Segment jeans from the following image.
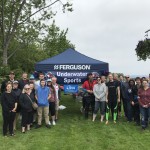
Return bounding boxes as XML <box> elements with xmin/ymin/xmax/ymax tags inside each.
<box><xmin>94</xmin><ymin>101</ymin><xmax>106</xmax><ymax>115</ymax></box>
<box><xmin>140</xmin><ymin>106</ymin><xmax>150</xmax><ymax>128</ymax></box>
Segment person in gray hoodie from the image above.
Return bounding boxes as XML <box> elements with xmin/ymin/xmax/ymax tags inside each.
<box><xmin>92</xmin><ymin>77</ymin><xmax>107</xmax><ymax>122</ymax></box>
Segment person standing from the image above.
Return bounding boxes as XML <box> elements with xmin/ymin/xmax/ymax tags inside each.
<box><xmin>18</xmin><ymin>72</ymin><xmax>29</xmax><ymax>91</ymax></box>
<box><xmin>35</xmin><ymin>79</ymin><xmax>51</xmax><ymax>128</ymax></box>
<box><xmin>47</xmin><ymin>79</ymin><xmax>56</xmax><ymax>125</ymax></box>
<box><xmin>113</xmin><ymin>74</ymin><xmax>121</xmax><ymax>117</ymax></box>
<box><xmin>12</xmin><ymin>81</ymin><xmax>21</xmax><ymax>130</ymax></box>
<box><xmin>19</xmin><ymin>84</ymin><xmax>35</xmax><ymax>133</ymax></box>
<box><xmin>92</xmin><ymin>77</ymin><xmax>106</xmax><ymax>122</ymax></box>
<box><xmin>101</xmin><ymin>76</ymin><xmax>106</xmax><ymax>83</ymax></box>
<box><xmin>51</xmin><ymin>77</ymin><xmax>61</xmax><ymax>121</ymax></box>
<box><xmin>138</xmin><ymin>79</ymin><xmax>150</xmax><ymax>130</ymax></box>
<box><xmin>1</xmin><ymin>82</ymin><xmax>17</xmax><ymax>136</ymax></box>
<box><xmin>121</xmin><ymin>75</ymin><xmax>130</xmax><ymax>118</ymax></box>
<box><xmin>106</xmin><ymin>74</ymin><xmax>120</xmax><ymax>124</ymax></box>
<box><xmin>126</xmin><ymin>79</ymin><xmax>135</xmax><ymax>122</ymax></box>
<box><xmin>82</xmin><ymin>73</ymin><xmax>96</xmax><ymax>119</ymax></box>
<box><xmin>131</xmin><ymin>77</ymin><xmax>141</xmax><ymax>125</ymax></box>
<box><xmin>1</xmin><ymin>71</ymin><xmax>15</xmax><ymax>93</ymax></box>
<box><xmin>34</xmin><ymin>73</ymin><xmax>45</xmax><ymax>90</ymax></box>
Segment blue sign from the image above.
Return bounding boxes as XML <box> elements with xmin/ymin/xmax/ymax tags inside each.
<box><xmin>64</xmin><ymin>84</ymin><xmax>78</xmax><ymax>93</ymax></box>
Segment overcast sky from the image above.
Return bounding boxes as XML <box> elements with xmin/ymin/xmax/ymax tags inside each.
<box><xmin>53</xmin><ymin>0</ymin><xmax>150</xmax><ymax>76</ymax></box>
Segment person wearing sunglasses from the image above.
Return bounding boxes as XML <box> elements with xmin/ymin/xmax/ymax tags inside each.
<box><xmin>19</xmin><ymin>84</ymin><xmax>36</xmax><ymax>133</ymax></box>
<box><xmin>92</xmin><ymin>77</ymin><xmax>107</xmax><ymax>122</ymax></box>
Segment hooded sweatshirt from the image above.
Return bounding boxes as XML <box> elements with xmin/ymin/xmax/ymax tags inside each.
<box><xmin>36</xmin><ymin>85</ymin><xmax>50</xmax><ymax>107</ymax></box>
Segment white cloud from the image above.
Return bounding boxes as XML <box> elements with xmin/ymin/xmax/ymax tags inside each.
<box><xmin>53</xmin><ymin>0</ymin><xmax>150</xmax><ymax>75</ymax></box>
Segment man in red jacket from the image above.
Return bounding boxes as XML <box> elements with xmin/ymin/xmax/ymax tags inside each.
<box><xmin>82</xmin><ymin>73</ymin><xmax>96</xmax><ymax>119</ymax></box>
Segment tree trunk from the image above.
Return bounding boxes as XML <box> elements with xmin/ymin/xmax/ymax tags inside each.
<box><xmin>2</xmin><ymin>44</ymin><xmax>8</xmax><ymax>66</ymax></box>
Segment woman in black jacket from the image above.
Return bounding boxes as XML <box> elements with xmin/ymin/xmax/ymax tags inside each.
<box><xmin>12</xmin><ymin>81</ymin><xmax>21</xmax><ymax>130</ymax></box>
<box><xmin>1</xmin><ymin>82</ymin><xmax>17</xmax><ymax>136</ymax></box>
<box><xmin>19</xmin><ymin>84</ymin><xmax>35</xmax><ymax>133</ymax></box>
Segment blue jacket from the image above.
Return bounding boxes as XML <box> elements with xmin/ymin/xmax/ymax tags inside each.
<box><xmin>36</xmin><ymin>86</ymin><xmax>50</xmax><ymax>106</ymax></box>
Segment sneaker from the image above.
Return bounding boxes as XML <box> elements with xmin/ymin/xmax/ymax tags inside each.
<box><xmin>35</xmin><ymin>124</ymin><xmax>41</xmax><ymax>129</ymax></box>
<box><xmin>46</xmin><ymin>124</ymin><xmax>51</xmax><ymax>128</ymax></box>
<box><xmin>48</xmin><ymin>121</ymin><xmax>51</xmax><ymax>125</ymax></box>
<box><xmin>52</xmin><ymin>121</ymin><xmax>56</xmax><ymax>125</ymax></box>
<box><xmin>105</xmin><ymin>121</ymin><xmax>109</xmax><ymax>125</ymax></box>
<box><xmin>10</xmin><ymin>133</ymin><xmax>15</xmax><ymax>136</ymax></box>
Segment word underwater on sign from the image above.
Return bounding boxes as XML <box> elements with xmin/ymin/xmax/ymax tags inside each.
<box><xmin>57</xmin><ymin>72</ymin><xmax>87</xmax><ymax>77</ymax></box>
<box><xmin>54</xmin><ymin>65</ymin><xmax>91</xmax><ymax>70</ymax></box>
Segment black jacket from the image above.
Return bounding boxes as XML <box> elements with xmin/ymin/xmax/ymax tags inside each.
<box><xmin>18</xmin><ymin>79</ymin><xmax>29</xmax><ymax>91</ymax></box>
<box><xmin>19</xmin><ymin>93</ymin><xmax>35</xmax><ymax>112</ymax></box>
<box><xmin>1</xmin><ymin>91</ymin><xmax>17</xmax><ymax>112</ymax></box>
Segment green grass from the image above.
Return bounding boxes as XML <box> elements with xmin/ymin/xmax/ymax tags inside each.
<box><xmin>0</xmin><ymin>94</ymin><xmax>150</xmax><ymax>150</ymax></box>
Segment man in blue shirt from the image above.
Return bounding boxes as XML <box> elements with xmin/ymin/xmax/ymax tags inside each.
<box><xmin>35</xmin><ymin>79</ymin><xmax>51</xmax><ymax>128</ymax></box>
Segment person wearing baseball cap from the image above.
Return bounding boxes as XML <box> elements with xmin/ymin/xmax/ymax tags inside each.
<box><xmin>1</xmin><ymin>71</ymin><xmax>15</xmax><ymax>93</ymax></box>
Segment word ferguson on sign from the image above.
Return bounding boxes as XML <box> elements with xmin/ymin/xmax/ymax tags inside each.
<box><xmin>54</xmin><ymin>65</ymin><xmax>91</xmax><ymax>70</ymax></box>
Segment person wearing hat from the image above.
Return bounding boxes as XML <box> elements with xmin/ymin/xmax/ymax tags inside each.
<box><xmin>82</xmin><ymin>72</ymin><xmax>96</xmax><ymax>119</ymax></box>
<box><xmin>1</xmin><ymin>71</ymin><xmax>16</xmax><ymax>93</ymax></box>
<box><xmin>12</xmin><ymin>81</ymin><xmax>21</xmax><ymax>130</ymax></box>
<box><xmin>29</xmin><ymin>75</ymin><xmax>35</xmax><ymax>83</ymax></box>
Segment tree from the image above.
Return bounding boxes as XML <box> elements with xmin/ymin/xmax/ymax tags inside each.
<box><xmin>135</xmin><ymin>39</ymin><xmax>150</xmax><ymax>61</ymax></box>
<box><xmin>8</xmin><ymin>21</ymin><xmax>74</xmax><ymax>73</ymax></box>
<box><xmin>42</xmin><ymin>21</ymin><xmax>75</xmax><ymax>57</ymax></box>
<box><xmin>0</xmin><ymin>0</ymin><xmax>73</xmax><ymax>66</ymax></box>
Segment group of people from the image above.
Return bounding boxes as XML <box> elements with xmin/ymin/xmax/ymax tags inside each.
<box><xmin>82</xmin><ymin>73</ymin><xmax>150</xmax><ymax>130</ymax></box>
<box><xmin>0</xmin><ymin>72</ymin><xmax>60</xmax><ymax>137</ymax></box>
<box><xmin>0</xmin><ymin>71</ymin><xmax>150</xmax><ymax>137</ymax></box>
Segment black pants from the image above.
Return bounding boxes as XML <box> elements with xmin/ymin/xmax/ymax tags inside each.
<box><xmin>49</xmin><ymin>102</ymin><xmax>55</xmax><ymax>116</ymax></box>
<box><xmin>122</xmin><ymin>98</ymin><xmax>128</xmax><ymax>117</ymax></box>
<box><xmin>108</xmin><ymin>100</ymin><xmax>117</xmax><ymax>120</ymax></box>
<box><xmin>133</xmin><ymin>104</ymin><xmax>140</xmax><ymax>124</ymax></box>
<box><xmin>21</xmin><ymin>111</ymin><xmax>33</xmax><ymax>127</ymax></box>
<box><xmin>84</xmin><ymin>96</ymin><xmax>95</xmax><ymax>118</ymax></box>
<box><xmin>2</xmin><ymin>111</ymin><xmax>16</xmax><ymax>136</ymax></box>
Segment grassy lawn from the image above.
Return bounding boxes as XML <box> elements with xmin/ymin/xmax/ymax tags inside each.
<box><xmin>0</xmin><ymin>94</ymin><xmax>150</xmax><ymax>150</ymax></box>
